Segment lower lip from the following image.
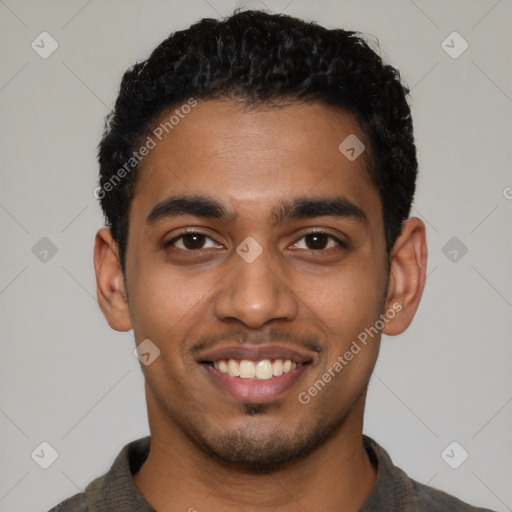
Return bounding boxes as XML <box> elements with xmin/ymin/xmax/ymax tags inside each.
<box><xmin>202</xmin><ymin>364</ymin><xmax>309</xmax><ymax>403</ymax></box>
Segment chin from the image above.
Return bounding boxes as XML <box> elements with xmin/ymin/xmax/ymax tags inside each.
<box><xmin>184</xmin><ymin>409</ymin><xmax>348</xmax><ymax>474</ymax></box>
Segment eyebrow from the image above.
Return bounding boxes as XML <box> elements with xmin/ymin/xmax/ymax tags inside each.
<box><xmin>146</xmin><ymin>194</ymin><xmax>368</xmax><ymax>226</ymax></box>
<box><xmin>270</xmin><ymin>196</ymin><xmax>367</xmax><ymax>226</ymax></box>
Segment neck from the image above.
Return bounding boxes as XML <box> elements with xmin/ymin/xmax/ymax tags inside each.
<box><xmin>133</xmin><ymin>390</ymin><xmax>377</xmax><ymax>512</ymax></box>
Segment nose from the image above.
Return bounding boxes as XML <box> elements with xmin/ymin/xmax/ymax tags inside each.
<box><xmin>213</xmin><ymin>247</ymin><xmax>299</xmax><ymax>329</ymax></box>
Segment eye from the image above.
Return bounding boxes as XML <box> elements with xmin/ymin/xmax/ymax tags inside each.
<box><xmin>290</xmin><ymin>232</ymin><xmax>345</xmax><ymax>251</ymax></box>
<box><xmin>166</xmin><ymin>231</ymin><xmax>222</xmax><ymax>251</ymax></box>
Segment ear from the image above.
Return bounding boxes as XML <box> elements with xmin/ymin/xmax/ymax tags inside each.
<box><xmin>382</xmin><ymin>217</ymin><xmax>427</xmax><ymax>336</ymax></box>
<box><xmin>94</xmin><ymin>227</ymin><xmax>132</xmax><ymax>332</ymax></box>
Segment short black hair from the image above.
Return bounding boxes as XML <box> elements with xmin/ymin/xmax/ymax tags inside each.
<box><xmin>97</xmin><ymin>9</ymin><xmax>417</xmax><ymax>272</ymax></box>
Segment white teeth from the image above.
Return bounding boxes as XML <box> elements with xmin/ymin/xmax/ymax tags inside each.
<box><xmin>256</xmin><ymin>359</ymin><xmax>273</xmax><ymax>379</ymax></box>
<box><xmin>227</xmin><ymin>359</ymin><xmax>240</xmax><ymax>377</ymax></box>
<box><xmin>272</xmin><ymin>359</ymin><xmax>284</xmax><ymax>376</ymax></box>
<box><xmin>239</xmin><ymin>360</ymin><xmax>256</xmax><ymax>378</ymax></box>
<box><xmin>213</xmin><ymin>358</ymin><xmax>299</xmax><ymax>379</ymax></box>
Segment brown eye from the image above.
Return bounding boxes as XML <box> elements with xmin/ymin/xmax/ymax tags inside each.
<box><xmin>181</xmin><ymin>233</ymin><xmax>206</xmax><ymax>250</ymax></box>
<box><xmin>291</xmin><ymin>232</ymin><xmax>343</xmax><ymax>251</ymax></box>
<box><xmin>167</xmin><ymin>232</ymin><xmax>221</xmax><ymax>251</ymax></box>
<box><xmin>304</xmin><ymin>233</ymin><xmax>330</xmax><ymax>250</ymax></box>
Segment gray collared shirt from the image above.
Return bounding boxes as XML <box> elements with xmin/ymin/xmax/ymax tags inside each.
<box><xmin>48</xmin><ymin>435</ymin><xmax>495</xmax><ymax>511</ymax></box>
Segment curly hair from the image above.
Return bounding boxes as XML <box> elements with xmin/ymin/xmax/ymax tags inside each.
<box><xmin>98</xmin><ymin>9</ymin><xmax>417</xmax><ymax>272</ymax></box>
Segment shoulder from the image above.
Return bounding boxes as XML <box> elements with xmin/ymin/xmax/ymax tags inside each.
<box><xmin>409</xmin><ymin>478</ymin><xmax>496</xmax><ymax>511</ymax></box>
<box><xmin>47</xmin><ymin>491</ymin><xmax>89</xmax><ymax>512</ymax></box>
<box><xmin>46</xmin><ymin>436</ymin><xmax>152</xmax><ymax>512</ymax></box>
<box><xmin>362</xmin><ymin>435</ymin><xmax>496</xmax><ymax>512</ymax></box>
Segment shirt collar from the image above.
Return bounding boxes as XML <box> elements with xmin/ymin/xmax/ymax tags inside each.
<box><xmin>85</xmin><ymin>434</ymin><xmax>404</xmax><ymax>511</ymax></box>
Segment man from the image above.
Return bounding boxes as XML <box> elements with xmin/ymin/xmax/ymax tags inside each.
<box><xmin>49</xmin><ymin>9</ymin><xmax>494</xmax><ymax>512</ymax></box>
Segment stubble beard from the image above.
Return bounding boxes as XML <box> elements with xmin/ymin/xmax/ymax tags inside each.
<box><xmin>179</xmin><ymin>402</ymin><xmax>350</xmax><ymax>474</ymax></box>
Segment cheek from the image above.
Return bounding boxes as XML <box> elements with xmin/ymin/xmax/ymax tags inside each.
<box><xmin>126</xmin><ymin>260</ymin><xmax>217</xmax><ymax>342</ymax></box>
<box><xmin>297</xmin><ymin>271</ymin><xmax>384</xmax><ymax>416</ymax></box>
<box><xmin>304</xmin><ymin>263</ymin><xmax>386</xmax><ymax>344</ymax></box>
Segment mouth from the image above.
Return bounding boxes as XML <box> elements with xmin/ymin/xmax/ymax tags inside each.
<box><xmin>197</xmin><ymin>345</ymin><xmax>315</xmax><ymax>403</ymax></box>
<box><xmin>205</xmin><ymin>358</ymin><xmax>304</xmax><ymax>379</ymax></box>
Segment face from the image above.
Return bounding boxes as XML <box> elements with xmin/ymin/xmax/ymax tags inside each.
<box><xmin>97</xmin><ymin>99</ymin><xmax>417</xmax><ymax>472</ymax></box>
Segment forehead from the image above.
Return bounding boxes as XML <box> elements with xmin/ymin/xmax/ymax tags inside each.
<box><xmin>130</xmin><ymin>99</ymin><xmax>382</xmax><ymax>229</ymax></box>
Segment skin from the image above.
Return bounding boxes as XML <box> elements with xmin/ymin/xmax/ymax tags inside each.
<box><xmin>94</xmin><ymin>99</ymin><xmax>427</xmax><ymax>511</ymax></box>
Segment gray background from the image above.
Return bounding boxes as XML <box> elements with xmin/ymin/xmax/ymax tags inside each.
<box><xmin>1</xmin><ymin>0</ymin><xmax>511</xmax><ymax>510</ymax></box>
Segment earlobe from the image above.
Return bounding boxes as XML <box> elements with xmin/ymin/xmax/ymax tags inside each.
<box><xmin>94</xmin><ymin>227</ymin><xmax>132</xmax><ymax>332</ymax></box>
<box><xmin>382</xmin><ymin>217</ymin><xmax>427</xmax><ymax>336</ymax></box>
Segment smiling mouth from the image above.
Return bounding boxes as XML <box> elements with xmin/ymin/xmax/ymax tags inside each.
<box><xmin>203</xmin><ymin>358</ymin><xmax>311</xmax><ymax>380</ymax></box>
<box><xmin>197</xmin><ymin>343</ymin><xmax>317</xmax><ymax>402</ymax></box>
<box><xmin>201</xmin><ymin>358</ymin><xmax>312</xmax><ymax>403</ymax></box>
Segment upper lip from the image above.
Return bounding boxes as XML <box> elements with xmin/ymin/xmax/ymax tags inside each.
<box><xmin>196</xmin><ymin>344</ymin><xmax>316</xmax><ymax>364</ymax></box>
